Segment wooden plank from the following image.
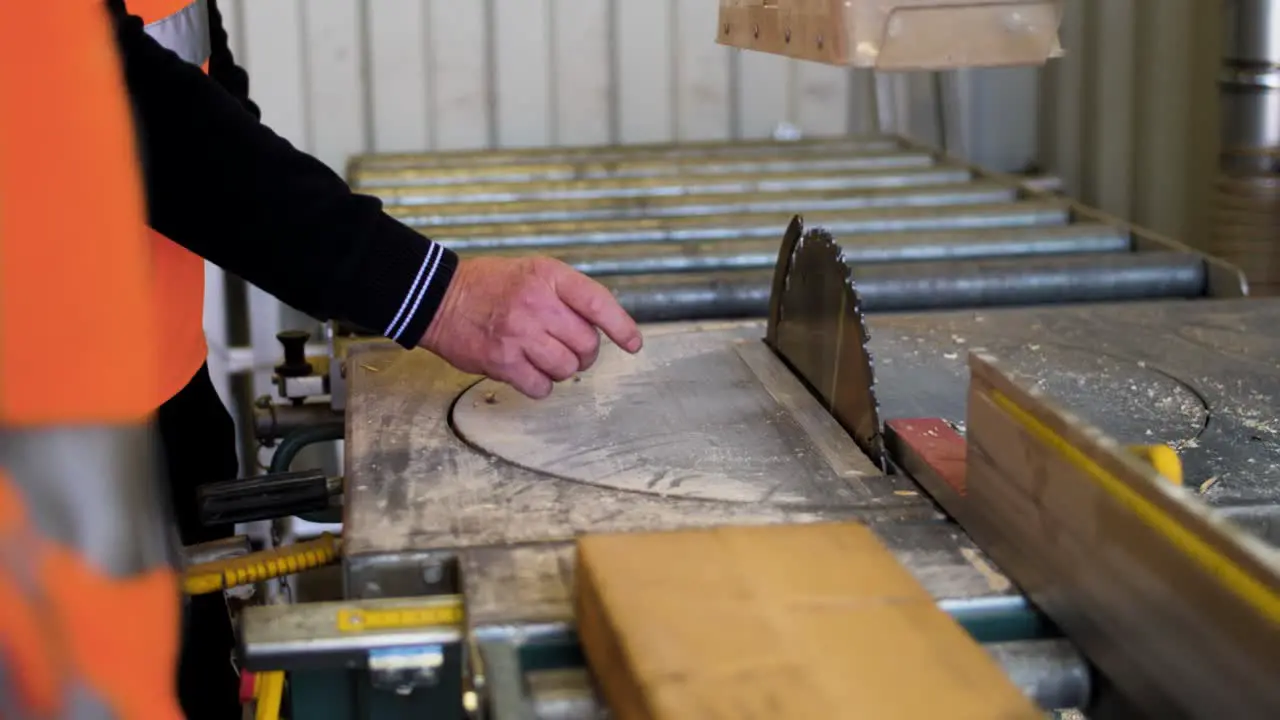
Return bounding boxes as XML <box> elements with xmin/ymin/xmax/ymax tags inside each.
<box><xmin>615</xmin><ymin>0</ymin><xmax>674</xmax><ymax>143</ymax></box>
<box><xmin>550</xmin><ymin>0</ymin><xmax>612</xmax><ymax>146</ymax></box>
<box><xmin>493</xmin><ymin>0</ymin><xmax>552</xmax><ymax>148</ymax></box>
<box><xmin>575</xmin><ymin>522</ymin><xmax>1042</xmax><ymax>719</ymax></box>
<box><xmin>426</xmin><ymin>0</ymin><xmax>490</xmax><ymax>150</ymax></box>
<box><xmin>964</xmin><ymin>352</ymin><xmax>1280</xmax><ymax>717</ymax></box>
<box><xmin>301</xmin><ymin>0</ymin><xmax>368</xmax><ymax>171</ymax></box>
<box><xmin>674</xmin><ymin>0</ymin><xmax>732</xmax><ymax>141</ymax></box>
<box><xmin>735</xmin><ymin>52</ymin><xmax>792</xmax><ymax>139</ymax></box>
<box><xmin>367</xmin><ymin>0</ymin><xmax>431</xmax><ymax>152</ymax></box>
<box><xmin>717</xmin><ymin>0</ymin><xmax>1063</xmax><ymax>69</ymax></box>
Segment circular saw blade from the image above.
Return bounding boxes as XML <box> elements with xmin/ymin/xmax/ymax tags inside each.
<box><xmin>767</xmin><ymin>221</ymin><xmax>887</xmax><ymax>471</ymax></box>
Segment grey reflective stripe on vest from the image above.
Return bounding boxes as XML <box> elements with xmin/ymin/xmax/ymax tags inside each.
<box><xmin>143</xmin><ymin>0</ymin><xmax>212</xmax><ymax>66</ymax></box>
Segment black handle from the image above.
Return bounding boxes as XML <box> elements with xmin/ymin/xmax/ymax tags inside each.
<box><xmin>275</xmin><ymin>329</ymin><xmax>314</xmax><ymax>377</ymax></box>
<box><xmin>197</xmin><ymin>469</ymin><xmax>334</xmax><ymax>526</ymax></box>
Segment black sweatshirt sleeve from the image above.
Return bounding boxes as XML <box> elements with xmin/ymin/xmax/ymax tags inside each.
<box><xmin>107</xmin><ymin>0</ymin><xmax>456</xmax><ymax>348</ymax></box>
<box><xmin>205</xmin><ymin>0</ymin><xmax>261</xmax><ymax>121</ymax></box>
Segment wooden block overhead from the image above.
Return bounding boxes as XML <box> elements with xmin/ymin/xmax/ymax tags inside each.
<box><xmin>574</xmin><ymin>522</ymin><xmax>1043</xmax><ymax>719</ymax></box>
<box><xmin>716</xmin><ymin>0</ymin><xmax>1065</xmax><ymax>71</ymax></box>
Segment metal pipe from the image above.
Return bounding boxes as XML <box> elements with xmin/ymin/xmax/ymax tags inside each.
<box><xmin>854</xmin><ymin>252</ymin><xmax>1207</xmax><ymax>311</ymax></box>
<box><xmin>603</xmin><ymin>252</ymin><xmax>1208</xmax><ymax>322</ymax></box>
<box><xmin>368</xmin><ymin>166</ymin><xmax>972</xmax><ymax>206</ymax></box>
<box><xmin>354</xmin><ymin>150</ymin><xmax>938</xmax><ymax>188</ymax></box>
<box><xmin>431</xmin><ymin>202</ymin><xmax>1070</xmax><ymax>250</ymax></box>
<box><xmin>254</xmin><ymin>400</ymin><xmax>344</xmax><ymax>442</ymax></box>
<box><xmin>1220</xmin><ymin>0</ymin><xmax>1280</xmax><ymax>173</ymax></box>
<box><xmin>389</xmin><ymin>183</ymin><xmax>1020</xmax><ymax>228</ymax></box>
<box><xmin>1216</xmin><ymin>1</ymin><xmax>1280</xmax><ymax>294</ymax></box>
<box><xmin>986</xmin><ymin>640</ymin><xmax>1093</xmax><ymax>711</ymax></box>
<box><xmin>523</xmin><ymin>640</ymin><xmax>1091</xmax><ymax>714</ymax></box>
<box><xmin>460</xmin><ymin>225</ymin><xmax>1131</xmax><ymax>276</ymax></box>
<box><xmin>349</xmin><ymin>135</ymin><xmax>902</xmax><ymax>173</ymax></box>
<box><xmin>268</xmin><ymin>423</ymin><xmax>345</xmax><ymax>475</ymax></box>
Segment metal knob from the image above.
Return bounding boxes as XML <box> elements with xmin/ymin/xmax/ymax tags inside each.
<box><xmin>275</xmin><ymin>329</ymin><xmax>314</xmax><ymax>378</ymax></box>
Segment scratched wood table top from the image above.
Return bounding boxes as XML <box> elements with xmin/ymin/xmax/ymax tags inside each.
<box><xmin>344</xmin><ymin>298</ymin><xmax>1280</xmax><ymax>568</ymax></box>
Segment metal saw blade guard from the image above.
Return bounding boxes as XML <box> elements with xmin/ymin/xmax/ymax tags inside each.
<box><xmin>766</xmin><ymin>215</ymin><xmax>887</xmax><ymax>470</ymax></box>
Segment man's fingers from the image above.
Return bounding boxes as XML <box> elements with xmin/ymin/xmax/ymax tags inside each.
<box><xmin>524</xmin><ymin>337</ymin><xmax>580</xmax><ymax>383</ymax></box>
<box><xmin>546</xmin><ymin>306</ymin><xmax>601</xmax><ymax>370</ymax></box>
<box><xmin>553</xmin><ymin>271</ymin><xmax>643</xmax><ymax>354</ymax></box>
<box><xmin>504</xmin><ymin>360</ymin><xmax>554</xmax><ymax>400</ymax></box>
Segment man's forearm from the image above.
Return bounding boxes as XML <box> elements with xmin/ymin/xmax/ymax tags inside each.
<box><xmin>106</xmin><ymin>0</ymin><xmax>455</xmax><ymax>348</ymax></box>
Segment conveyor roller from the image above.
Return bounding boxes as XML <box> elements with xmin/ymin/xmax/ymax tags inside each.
<box><xmin>461</xmin><ymin>224</ymin><xmax>1132</xmax><ymax>275</ymax></box>
<box><xmin>346</xmin><ymin>135</ymin><xmax>1244</xmax><ymax>320</ymax></box>
<box><xmin>603</xmin><ymin>252</ymin><xmax>1210</xmax><ymax>322</ymax></box>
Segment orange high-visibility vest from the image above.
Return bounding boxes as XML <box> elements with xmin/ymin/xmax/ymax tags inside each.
<box><xmin>0</xmin><ymin>3</ymin><xmax>181</xmax><ymax>717</ymax></box>
<box><xmin>133</xmin><ymin>0</ymin><xmax>214</xmax><ymax>406</ymax></box>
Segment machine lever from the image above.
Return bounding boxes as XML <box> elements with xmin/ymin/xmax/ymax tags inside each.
<box><xmin>197</xmin><ymin>469</ymin><xmax>337</xmax><ymax>526</ymax></box>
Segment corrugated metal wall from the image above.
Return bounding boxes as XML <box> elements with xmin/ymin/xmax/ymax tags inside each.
<box><xmin>205</xmin><ymin>0</ymin><xmax>1222</xmax><ymax>434</ymax></box>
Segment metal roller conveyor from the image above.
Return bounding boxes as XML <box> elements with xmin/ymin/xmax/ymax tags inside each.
<box><xmin>602</xmin><ymin>252</ymin><xmax>1208</xmax><ymax>322</ymax></box>
<box><xmin>431</xmin><ymin>202</ymin><xmax>1072</xmax><ymax>250</ymax></box>
<box><xmin>348</xmin><ymin>135</ymin><xmax>902</xmax><ymax>174</ymax></box>
<box><xmin>516</xmin><ymin>639</ymin><xmax>1091</xmax><ymax>717</ymax></box>
<box><xmin>366</xmin><ymin>165</ymin><xmax>972</xmax><ymax>206</ymax></box>
<box><xmin>459</xmin><ymin>224</ymin><xmax>1132</xmax><ymax>275</ymax></box>
<box><xmin>355</xmin><ymin>150</ymin><xmax>940</xmax><ymax>189</ymax></box>
<box><xmin>385</xmin><ymin>182</ymin><xmax>1019</xmax><ymax>228</ymax></box>
<box><xmin>343</xmin><ymin>136</ymin><xmax>1244</xmax><ymax>321</ymax></box>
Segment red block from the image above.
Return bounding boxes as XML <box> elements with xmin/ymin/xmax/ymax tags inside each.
<box><xmin>885</xmin><ymin>418</ymin><xmax>967</xmax><ymax>496</ymax></box>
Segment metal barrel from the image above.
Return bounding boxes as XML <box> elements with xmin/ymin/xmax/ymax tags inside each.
<box><xmin>355</xmin><ymin>150</ymin><xmax>939</xmax><ymax>188</ymax></box>
<box><xmin>1214</xmin><ymin>1</ymin><xmax>1280</xmax><ymax>295</ymax></box>
<box><xmin>1220</xmin><ymin>0</ymin><xmax>1280</xmax><ymax>174</ymax></box>
<box><xmin>349</xmin><ymin>135</ymin><xmax>902</xmax><ymax>174</ymax></box>
<box><xmin>458</xmin><ymin>224</ymin><xmax>1132</xmax><ymax>276</ymax></box>
<box><xmin>367</xmin><ymin>165</ymin><xmax>970</xmax><ymax>205</ymax></box>
<box><xmin>430</xmin><ymin>202</ymin><xmax>1072</xmax><ymax>250</ymax></box>
<box><xmin>388</xmin><ymin>182</ymin><xmax>1020</xmax><ymax>228</ymax></box>
<box><xmin>603</xmin><ymin>252</ymin><xmax>1207</xmax><ymax>322</ymax></box>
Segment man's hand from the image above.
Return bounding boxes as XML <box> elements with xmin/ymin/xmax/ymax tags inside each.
<box><xmin>418</xmin><ymin>256</ymin><xmax>643</xmax><ymax>398</ymax></box>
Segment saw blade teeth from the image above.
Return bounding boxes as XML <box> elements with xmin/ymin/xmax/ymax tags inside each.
<box><xmin>789</xmin><ymin>225</ymin><xmax>887</xmax><ymax>472</ymax></box>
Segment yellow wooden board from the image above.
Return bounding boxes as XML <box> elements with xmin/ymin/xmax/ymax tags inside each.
<box><xmin>575</xmin><ymin>522</ymin><xmax>1043</xmax><ymax>719</ymax></box>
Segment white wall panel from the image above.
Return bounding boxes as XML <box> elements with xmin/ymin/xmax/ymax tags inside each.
<box><xmin>426</xmin><ymin>1</ymin><xmax>490</xmax><ymax>150</ymax></box>
<box><xmin>736</xmin><ymin>52</ymin><xmax>792</xmax><ymax>138</ymax></box>
<box><xmin>367</xmin><ymin>0</ymin><xmax>430</xmax><ymax>152</ymax></box>
<box><xmin>302</xmin><ymin>0</ymin><xmax>369</xmax><ymax>170</ymax></box>
<box><xmin>615</xmin><ymin>1</ymin><xmax>674</xmax><ymax>143</ymax></box>
<box><xmin>493</xmin><ymin>0</ymin><xmax>552</xmax><ymax>148</ymax></box>
<box><xmin>673</xmin><ymin>0</ymin><xmax>733</xmax><ymax>141</ymax></box>
<box><xmin>551</xmin><ymin>0</ymin><xmax>613</xmax><ymax>146</ymax></box>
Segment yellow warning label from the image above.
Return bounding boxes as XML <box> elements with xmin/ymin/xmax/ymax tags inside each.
<box><xmin>336</xmin><ymin>603</ymin><xmax>464</xmax><ymax>633</ymax></box>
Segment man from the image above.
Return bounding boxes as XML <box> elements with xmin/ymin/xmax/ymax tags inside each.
<box><xmin>0</xmin><ymin>3</ymin><xmax>182</xmax><ymax>716</ymax></box>
<box><xmin>105</xmin><ymin>1</ymin><xmax>643</xmax><ymax>717</ymax></box>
